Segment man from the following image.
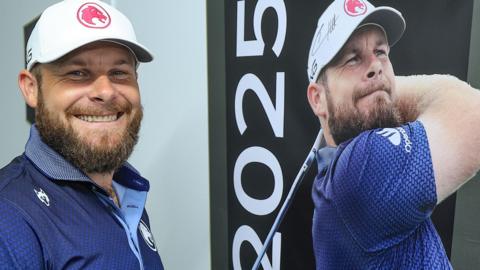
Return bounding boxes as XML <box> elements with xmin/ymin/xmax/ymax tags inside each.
<box><xmin>306</xmin><ymin>0</ymin><xmax>480</xmax><ymax>269</ymax></box>
<box><xmin>0</xmin><ymin>0</ymin><xmax>163</xmax><ymax>269</ymax></box>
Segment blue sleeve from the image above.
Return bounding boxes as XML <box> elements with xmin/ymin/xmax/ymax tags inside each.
<box><xmin>0</xmin><ymin>198</ymin><xmax>45</xmax><ymax>269</ymax></box>
<box><xmin>332</xmin><ymin>121</ymin><xmax>437</xmax><ymax>252</ymax></box>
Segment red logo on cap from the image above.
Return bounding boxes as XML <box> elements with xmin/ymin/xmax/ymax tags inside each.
<box><xmin>344</xmin><ymin>0</ymin><xmax>367</xmax><ymax>16</ymax></box>
<box><xmin>77</xmin><ymin>2</ymin><xmax>111</xmax><ymax>28</ymax></box>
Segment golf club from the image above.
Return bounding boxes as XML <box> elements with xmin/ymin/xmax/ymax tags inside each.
<box><xmin>252</xmin><ymin>129</ymin><xmax>325</xmax><ymax>270</ymax></box>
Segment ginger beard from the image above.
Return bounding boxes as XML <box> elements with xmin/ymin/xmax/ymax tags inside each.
<box><xmin>35</xmin><ymin>87</ymin><xmax>142</xmax><ymax>174</ymax></box>
<box><xmin>325</xmin><ymin>82</ymin><xmax>401</xmax><ymax>145</ymax></box>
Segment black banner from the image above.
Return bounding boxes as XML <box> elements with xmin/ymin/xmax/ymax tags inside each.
<box><xmin>220</xmin><ymin>0</ymin><xmax>473</xmax><ymax>269</ymax></box>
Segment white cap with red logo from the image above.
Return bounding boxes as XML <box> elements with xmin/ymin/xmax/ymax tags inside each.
<box><xmin>307</xmin><ymin>0</ymin><xmax>406</xmax><ymax>83</ymax></box>
<box><xmin>26</xmin><ymin>0</ymin><xmax>153</xmax><ymax>70</ymax></box>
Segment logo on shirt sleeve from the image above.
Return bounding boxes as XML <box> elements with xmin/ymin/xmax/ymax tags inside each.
<box><xmin>376</xmin><ymin>127</ymin><xmax>412</xmax><ymax>153</ymax></box>
<box><xmin>34</xmin><ymin>188</ymin><xmax>50</xmax><ymax>206</ymax></box>
<box><xmin>139</xmin><ymin>220</ymin><xmax>157</xmax><ymax>251</ymax></box>
<box><xmin>376</xmin><ymin>128</ymin><xmax>401</xmax><ymax>146</ymax></box>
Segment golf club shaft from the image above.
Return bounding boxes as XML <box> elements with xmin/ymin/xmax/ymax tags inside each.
<box><xmin>252</xmin><ymin>129</ymin><xmax>324</xmax><ymax>270</ymax></box>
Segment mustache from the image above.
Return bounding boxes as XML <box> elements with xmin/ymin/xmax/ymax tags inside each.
<box><xmin>66</xmin><ymin>100</ymin><xmax>132</xmax><ymax>116</ymax></box>
<box><xmin>352</xmin><ymin>82</ymin><xmax>392</xmax><ymax>102</ymax></box>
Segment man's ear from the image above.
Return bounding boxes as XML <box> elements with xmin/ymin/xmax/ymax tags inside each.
<box><xmin>307</xmin><ymin>82</ymin><xmax>327</xmax><ymax>118</ymax></box>
<box><xmin>18</xmin><ymin>70</ymin><xmax>39</xmax><ymax>108</ymax></box>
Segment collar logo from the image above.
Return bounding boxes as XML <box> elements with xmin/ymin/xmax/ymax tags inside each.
<box><xmin>77</xmin><ymin>2</ymin><xmax>111</xmax><ymax>29</ymax></box>
<box><xmin>344</xmin><ymin>0</ymin><xmax>367</xmax><ymax>17</ymax></box>
<box><xmin>34</xmin><ymin>188</ymin><xmax>50</xmax><ymax>206</ymax></box>
<box><xmin>139</xmin><ymin>220</ymin><xmax>157</xmax><ymax>251</ymax></box>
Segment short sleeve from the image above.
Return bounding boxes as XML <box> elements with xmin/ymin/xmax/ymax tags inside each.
<box><xmin>0</xmin><ymin>198</ymin><xmax>45</xmax><ymax>269</ymax></box>
<box><xmin>332</xmin><ymin>121</ymin><xmax>437</xmax><ymax>252</ymax></box>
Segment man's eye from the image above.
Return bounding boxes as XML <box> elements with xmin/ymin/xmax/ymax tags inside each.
<box><xmin>376</xmin><ymin>49</ymin><xmax>387</xmax><ymax>56</ymax></box>
<box><xmin>111</xmin><ymin>70</ymin><xmax>130</xmax><ymax>79</ymax></box>
<box><xmin>69</xmin><ymin>71</ymin><xmax>84</xmax><ymax>76</ymax></box>
<box><xmin>113</xmin><ymin>71</ymin><xmax>126</xmax><ymax>75</ymax></box>
<box><xmin>66</xmin><ymin>70</ymin><xmax>87</xmax><ymax>79</ymax></box>
<box><xmin>345</xmin><ymin>56</ymin><xmax>358</xmax><ymax>65</ymax></box>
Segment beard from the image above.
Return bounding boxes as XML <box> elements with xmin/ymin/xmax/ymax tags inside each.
<box><xmin>326</xmin><ymin>83</ymin><xmax>401</xmax><ymax>145</ymax></box>
<box><xmin>35</xmin><ymin>90</ymin><xmax>142</xmax><ymax>174</ymax></box>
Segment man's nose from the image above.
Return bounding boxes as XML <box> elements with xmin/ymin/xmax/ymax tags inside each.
<box><xmin>365</xmin><ymin>55</ymin><xmax>383</xmax><ymax>80</ymax></box>
<box><xmin>88</xmin><ymin>75</ymin><xmax>117</xmax><ymax>103</ymax></box>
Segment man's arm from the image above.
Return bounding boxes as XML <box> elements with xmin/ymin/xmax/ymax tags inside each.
<box><xmin>396</xmin><ymin>75</ymin><xmax>480</xmax><ymax>203</ymax></box>
<box><xmin>0</xmin><ymin>199</ymin><xmax>45</xmax><ymax>269</ymax></box>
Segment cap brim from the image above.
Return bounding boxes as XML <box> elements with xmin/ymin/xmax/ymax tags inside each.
<box><xmin>361</xmin><ymin>6</ymin><xmax>406</xmax><ymax>47</ymax></box>
<box><xmin>34</xmin><ymin>38</ymin><xmax>154</xmax><ymax>67</ymax></box>
<box><xmin>104</xmin><ymin>38</ymin><xmax>154</xmax><ymax>63</ymax></box>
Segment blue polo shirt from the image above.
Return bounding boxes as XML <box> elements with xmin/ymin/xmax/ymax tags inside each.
<box><xmin>0</xmin><ymin>126</ymin><xmax>164</xmax><ymax>269</ymax></box>
<box><xmin>312</xmin><ymin>121</ymin><xmax>452</xmax><ymax>269</ymax></box>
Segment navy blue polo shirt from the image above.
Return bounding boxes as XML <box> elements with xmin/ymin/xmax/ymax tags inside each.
<box><xmin>312</xmin><ymin>121</ymin><xmax>451</xmax><ymax>269</ymax></box>
<box><xmin>0</xmin><ymin>126</ymin><xmax>164</xmax><ymax>269</ymax></box>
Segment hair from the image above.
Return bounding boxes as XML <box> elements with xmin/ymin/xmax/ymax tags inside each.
<box><xmin>30</xmin><ymin>64</ymin><xmax>43</xmax><ymax>88</ymax></box>
<box><xmin>316</xmin><ymin>68</ymin><xmax>328</xmax><ymax>86</ymax></box>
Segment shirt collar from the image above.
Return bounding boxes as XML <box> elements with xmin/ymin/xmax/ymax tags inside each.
<box><xmin>315</xmin><ymin>146</ymin><xmax>337</xmax><ymax>176</ymax></box>
<box><xmin>25</xmin><ymin>125</ymin><xmax>149</xmax><ymax>192</ymax></box>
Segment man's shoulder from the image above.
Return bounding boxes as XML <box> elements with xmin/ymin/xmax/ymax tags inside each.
<box><xmin>328</xmin><ymin>120</ymin><xmax>433</xmax><ymax>206</ymax></box>
<box><xmin>323</xmin><ymin>121</ymin><xmax>437</xmax><ymax>251</ymax></box>
<box><xmin>0</xmin><ymin>154</ymin><xmax>52</xmax><ymax>214</ymax></box>
<box><xmin>0</xmin><ymin>154</ymin><xmax>32</xmax><ymax>192</ymax></box>
<box><xmin>330</xmin><ymin>121</ymin><xmax>431</xmax><ymax>185</ymax></box>
<box><xmin>0</xmin><ymin>156</ymin><xmax>43</xmax><ymax>248</ymax></box>
<box><xmin>337</xmin><ymin>121</ymin><xmax>427</xmax><ymax>162</ymax></box>
<box><xmin>0</xmin><ymin>184</ymin><xmax>46</xmax><ymax>269</ymax></box>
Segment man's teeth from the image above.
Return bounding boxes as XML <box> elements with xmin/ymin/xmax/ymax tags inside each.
<box><xmin>77</xmin><ymin>115</ymin><xmax>118</xmax><ymax>122</ymax></box>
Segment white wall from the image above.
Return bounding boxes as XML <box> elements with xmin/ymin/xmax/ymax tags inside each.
<box><xmin>116</xmin><ymin>1</ymin><xmax>211</xmax><ymax>269</ymax></box>
<box><xmin>0</xmin><ymin>1</ymin><xmax>210</xmax><ymax>269</ymax></box>
<box><xmin>0</xmin><ymin>0</ymin><xmax>58</xmax><ymax>168</ymax></box>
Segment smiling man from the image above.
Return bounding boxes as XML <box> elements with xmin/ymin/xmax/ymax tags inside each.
<box><xmin>0</xmin><ymin>0</ymin><xmax>163</xmax><ymax>269</ymax></box>
<box><xmin>306</xmin><ymin>0</ymin><xmax>480</xmax><ymax>269</ymax></box>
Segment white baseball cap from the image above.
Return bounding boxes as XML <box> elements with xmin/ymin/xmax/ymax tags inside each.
<box><xmin>26</xmin><ymin>0</ymin><xmax>153</xmax><ymax>70</ymax></box>
<box><xmin>307</xmin><ymin>0</ymin><xmax>405</xmax><ymax>83</ymax></box>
